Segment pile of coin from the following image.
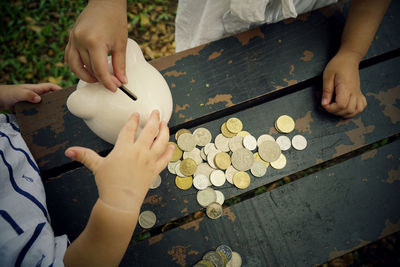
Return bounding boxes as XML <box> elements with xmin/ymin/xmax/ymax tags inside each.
<box><xmin>193</xmin><ymin>245</ymin><xmax>242</xmax><ymax>267</ymax></box>
<box><xmin>168</xmin><ymin>116</ymin><xmax>307</xmax><ymax>220</ymax></box>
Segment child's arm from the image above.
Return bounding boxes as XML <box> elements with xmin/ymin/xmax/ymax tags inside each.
<box><xmin>65</xmin><ymin>0</ymin><xmax>128</xmax><ymax>92</ymax></box>
<box><xmin>321</xmin><ymin>0</ymin><xmax>391</xmax><ymax>118</ymax></box>
<box><xmin>63</xmin><ymin>110</ymin><xmax>174</xmax><ymax>266</ymax></box>
<box><xmin>0</xmin><ymin>83</ymin><xmax>61</xmax><ymax>111</ymax></box>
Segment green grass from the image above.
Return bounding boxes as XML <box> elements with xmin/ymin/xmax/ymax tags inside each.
<box><xmin>0</xmin><ymin>0</ymin><xmax>175</xmax><ymax>88</ymax></box>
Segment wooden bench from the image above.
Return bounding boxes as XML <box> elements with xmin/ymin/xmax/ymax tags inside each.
<box><xmin>15</xmin><ymin>2</ymin><xmax>400</xmax><ymax>266</ymax></box>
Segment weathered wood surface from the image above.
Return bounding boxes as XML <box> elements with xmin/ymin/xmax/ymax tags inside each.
<box><xmin>15</xmin><ymin>1</ymin><xmax>400</xmax><ymax>175</ymax></box>
<box><xmin>45</xmin><ymin>56</ymin><xmax>400</xmax><ymax>244</ymax></box>
<box><xmin>120</xmin><ymin>139</ymin><xmax>400</xmax><ymax>266</ymax></box>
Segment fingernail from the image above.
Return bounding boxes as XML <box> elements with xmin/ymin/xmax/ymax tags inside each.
<box><xmin>65</xmin><ymin>150</ymin><xmax>75</xmax><ymax>158</ymax></box>
<box><xmin>33</xmin><ymin>96</ymin><xmax>41</xmax><ymax>102</ymax></box>
<box><xmin>321</xmin><ymin>98</ymin><xmax>329</xmax><ymax>105</ymax></box>
<box><xmin>122</xmin><ymin>75</ymin><xmax>128</xmax><ymax>84</ymax></box>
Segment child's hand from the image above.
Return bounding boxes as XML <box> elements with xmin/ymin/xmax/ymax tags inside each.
<box><xmin>65</xmin><ymin>0</ymin><xmax>128</xmax><ymax>92</ymax></box>
<box><xmin>321</xmin><ymin>50</ymin><xmax>367</xmax><ymax>118</ymax></box>
<box><xmin>0</xmin><ymin>83</ymin><xmax>61</xmax><ymax>110</ymax></box>
<box><xmin>65</xmin><ymin>110</ymin><xmax>174</xmax><ymax>212</ymax></box>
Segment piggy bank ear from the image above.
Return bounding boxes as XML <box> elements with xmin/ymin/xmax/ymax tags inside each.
<box><xmin>67</xmin><ymin>83</ymin><xmax>99</xmax><ymax>120</ymax></box>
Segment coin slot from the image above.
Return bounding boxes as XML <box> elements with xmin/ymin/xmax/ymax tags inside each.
<box><xmin>119</xmin><ymin>85</ymin><xmax>137</xmax><ymax>101</ymax></box>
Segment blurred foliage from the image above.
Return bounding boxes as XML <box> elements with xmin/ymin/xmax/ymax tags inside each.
<box><xmin>0</xmin><ymin>0</ymin><xmax>176</xmax><ymax>87</ymax></box>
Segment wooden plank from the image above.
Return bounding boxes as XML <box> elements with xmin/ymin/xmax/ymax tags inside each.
<box><xmin>15</xmin><ymin>1</ymin><xmax>400</xmax><ymax>174</ymax></box>
<box><xmin>121</xmin><ymin>139</ymin><xmax>400</xmax><ymax>266</ymax></box>
<box><xmin>45</xmin><ymin>56</ymin><xmax>400</xmax><ymax>242</ymax></box>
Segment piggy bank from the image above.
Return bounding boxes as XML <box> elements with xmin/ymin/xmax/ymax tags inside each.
<box><xmin>67</xmin><ymin>38</ymin><xmax>173</xmax><ymax>144</ymax></box>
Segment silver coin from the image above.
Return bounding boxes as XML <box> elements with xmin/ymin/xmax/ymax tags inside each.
<box><xmin>258</xmin><ymin>140</ymin><xmax>281</xmax><ymax>162</ymax></box>
<box><xmin>183</xmin><ymin>148</ymin><xmax>203</xmax><ymax>164</ymax></box>
<box><xmin>150</xmin><ymin>174</ymin><xmax>162</xmax><ymax>189</ymax></box>
<box><xmin>204</xmin><ymin>143</ymin><xmax>218</xmax><ymax>155</ymax></box>
<box><xmin>168</xmin><ymin>160</ymin><xmax>181</xmax><ymax>174</ymax></box>
<box><xmin>205</xmin><ymin>202</ymin><xmax>223</xmax><ymax>220</ymax></box>
<box><xmin>225</xmin><ymin>165</ymin><xmax>238</xmax><ymax>184</ymax></box>
<box><xmin>276</xmin><ymin>135</ymin><xmax>291</xmax><ymax>151</ymax></box>
<box><xmin>203</xmin><ymin>251</ymin><xmax>224</xmax><ymax>266</ymax></box>
<box><xmin>214</xmin><ymin>190</ymin><xmax>225</xmax><ymax>205</ymax></box>
<box><xmin>215</xmin><ymin>134</ymin><xmax>230</xmax><ymax>152</ymax></box>
<box><xmin>210</xmin><ymin>170</ymin><xmax>226</xmax><ymax>187</ymax></box>
<box><xmin>177</xmin><ymin>132</ymin><xmax>196</xmax><ymax>152</ymax></box>
<box><xmin>231</xmin><ymin>148</ymin><xmax>254</xmax><ymax>171</ymax></box>
<box><xmin>138</xmin><ymin>210</ymin><xmax>156</xmax><ymax>229</ymax></box>
<box><xmin>175</xmin><ymin>162</ymin><xmax>186</xmax><ymax>177</ymax></box>
<box><xmin>207</xmin><ymin>149</ymin><xmax>221</xmax><ymax>169</ymax></box>
<box><xmin>243</xmin><ymin>135</ymin><xmax>257</xmax><ymax>151</ymax></box>
<box><xmin>250</xmin><ymin>161</ymin><xmax>267</xmax><ymax>177</ymax></box>
<box><xmin>195</xmin><ymin>162</ymin><xmax>215</xmax><ymax>179</ymax></box>
<box><xmin>197</xmin><ymin>187</ymin><xmax>217</xmax><ymax>207</ymax></box>
<box><xmin>193</xmin><ymin>128</ymin><xmax>212</xmax><ymax>146</ymax></box>
<box><xmin>292</xmin><ymin>134</ymin><xmax>307</xmax><ymax>150</ymax></box>
<box><xmin>227</xmin><ymin>251</ymin><xmax>242</xmax><ymax>267</ymax></box>
<box><xmin>257</xmin><ymin>134</ymin><xmax>275</xmax><ymax>147</ymax></box>
<box><xmin>200</xmin><ymin>147</ymin><xmax>207</xmax><ymax>161</ymax></box>
<box><xmin>216</xmin><ymin>245</ymin><xmax>233</xmax><ymax>262</ymax></box>
<box><xmin>193</xmin><ymin>174</ymin><xmax>210</xmax><ymax>190</ymax></box>
<box><xmin>228</xmin><ymin>136</ymin><xmax>244</xmax><ymax>152</ymax></box>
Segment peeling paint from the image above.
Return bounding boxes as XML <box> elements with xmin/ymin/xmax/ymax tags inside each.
<box><xmin>289</xmin><ymin>65</ymin><xmax>295</xmax><ymax>76</ymax></box>
<box><xmin>205</xmin><ymin>235</ymin><xmax>209</xmax><ymax>241</ymax></box>
<box><xmin>362</xmin><ymin>178</ymin><xmax>368</xmax><ymax>182</ymax></box>
<box><xmin>361</xmin><ymin>149</ymin><xmax>377</xmax><ymax>160</ymax></box>
<box><xmin>235</xmin><ymin>27</ymin><xmax>264</xmax><ymax>46</ymax></box>
<box><xmin>223</xmin><ymin>207</ymin><xmax>236</xmax><ymax>222</ymax></box>
<box><xmin>283</xmin><ymin>78</ymin><xmax>297</xmax><ymax>86</ymax></box>
<box><xmin>179</xmin><ymin>114</ymin><xmax>185</xmax><ymax>118</ymax></box>
<box><xmin>171</xmin><ymin>83</ymin><xmax>176</xmax><ymax>88</ymax></box>
<box><xmin>228</xmin><ymin>60</ymin><xmax>233</xmax><ymax>64</ymax></box>
<box><xmin>143</xmin><ymin>195</ymin><xmax>163</xmax><ymax>205</ymax></box>
<box><xmin>188</xmin><ymin>250</ymin><xmax>200</xmax><ymax>255</ymax></box>
<box><xmin>367</xmin><ymin>85</ymin><xmax>400</xmax><ymax>124</ymax></box>
<box><xmin>284</xmin><ymin>12</ymin><xmax>311</xmax><ymax>24</ymax></box>
<box><xmin>269</xmin><ymin>127</ymin><xmax>278</xmax><ymax>135</ymax></box>
<box><xmin>315</xmin><ymin>158</ymin><xmax>323</xmax><ymax>164</ymax></box>
<box><xmin>387</xmin><ymin>154</ymin><xmax>393</xmax><ymax>159</ymax></box>
<box><xmin>184</xmin><ymin>199</ymin><xmax>189</xmax><ymax>203</ymax></box>
<box><xmin>179</xmin><ymin>217</ymin><xmax>204</xmax><ymax>231</ymax></box>
<box><xmin>164</xmin><ymin>70</ymin><xmax>187</xmax><ymax>77</ymax></box>
<box><xmin>190</xmin><ymin>79</ymin><xmax>195</xmax><ymax>83</ymax></box>
<box><xmin>379</xmin><ymin>219</ymin><xmax>400</xmax><ymax>238</ymax></box>
<box><xmin>148</xmin><ymin>234</ymin><xmax>163</xmax><ymax>245</ymax></box>
<box><xmin>295</xmin><ymin>111</ymin><xmax>314</xmax><ymax>134</ymax></box>
<box><xmin>300</xmin><ymin>50</ymin><xmax>314</xmax><ymax>62</ymax></box>
<box><xmin>329</xmin><ymin>240</ymin><xmax>370</xmax><ymax>259</ymax></box>
<box><xmin>175</xmin><ymin>104</ymin><xmax>190</xmax><ymax>113</ymax></box>
<box><xmin>184</xmin><ymin>117</ymin><xmax>193</xmax><ymax>122</ymax></box>
<box><xmin>168</xmin><ymin>245</ymin><xmax>190</xmax><ymax>267</ymax></box>
<box><xmin>385</xmin><ymin>166</ymin><xmax>400</xmax><ymax>184</ymax></box>
<box><xmin>205</xmin><ymin>94</ymin><xmax>234</xmax><ymax>107</ymax></box>
<box><xmin>208</xmin><ymin>49</ymin><xmax>224</xmax><ymax>60</ymax></box>
<box><xmin>181</xmin><ymin>207</ymin><xmax>188</xmax><ymax>213</ymax></box>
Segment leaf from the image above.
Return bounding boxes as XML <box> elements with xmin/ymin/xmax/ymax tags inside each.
<box><xmin>17</xmin><ymin>56</ymin><xmax>27</xmax><ymax>64</ymax></box>
<box><xmin>140</xmin><ymin>13</ymin><xmax>150</xmax><ymax>27</ymax></box>
<box><xmin>28</xmin><ymin>25</ymin><xmax>42</xmax><ymax>33</ymax></box>
<box><xmin>48</xmin><ymin>76</ymin><xmax>62</xmax><ymax>84</ymax></box>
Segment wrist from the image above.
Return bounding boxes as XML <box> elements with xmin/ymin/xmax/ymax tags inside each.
<box><xmin>98</xmin><ymin>185</ymin><xmax>148</xmax><ymax>212</ymax></box>
<box><xmin>337</xmin><ymin>47</ymin><xmax>364</xmax><ymax>64</ymax></box>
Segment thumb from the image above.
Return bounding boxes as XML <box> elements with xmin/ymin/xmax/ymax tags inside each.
<box><xmin>321</xmin><ymin>70</ymin><xmax>335</xmax><ymax>106</ymax></box>
<box><xmin>65</xmin><ymin>146</ymin><xmax>103</xmax><ymax>172</ymax></box>
<box><xmin>17</xmin><ymin>89</ymin><xmax>41</xmax><ymax>104</ymax></box>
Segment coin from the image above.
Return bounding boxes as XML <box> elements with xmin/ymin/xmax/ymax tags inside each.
<box><xmin>193</xmin><ymin>127</ymin><xmax>212</xmax><ymax>146</ymax></box>
<box><xmin>175</xmin><ymin>128</ymin><xmax>191</xmax><ymax>141</ymax></box>
<box><xmin>197</xmin><ymin>188</ymin><xmax>217</xmax><ymax>207</ymax></box>
<box><xmin>243</xmin><ymin>135</ymin><xmax>257</xmax><ymax>151</ymax></box>
<box><xmin>236</xmin><ymin>130</ymin><xmax>250</xmax><ymax>137</ymax></box>
<box><xmin>207</xmin><ymin>149</ymin><xmax>221</xmax><ymax>169</ymax></box>
<box><xmin>204</xmin><ymin>143</ymin><xmax>218</xmax><ymax>155</ymax></box>
<box><xmin>250</xmin><ymin>161</ymin><xmax>267</xmax><ymax>177</ymax></box>
<box><xmin>195</xmin><ymin>162</ymin><xmax>215</xmax><ymax>180</ymax></box>
<box><xmin>227</xmin><ymin>251</ymin><xmax>242</xmax><ymax>267</ymax></box>
<box><xmin>258</xmin><ymin>140</ymin><xmax>281</xmax><ymax>162</ymax></box>
<box><xmin>216</xmin><ymin>251</ymin><xmax>228</xmax><ymax>267</ymax></box>
<box><xmin>215</xmin><ymin>190</ymin><xmax>225</xmax><ymax>205</ymax></box>
<box><xmin>193</xmin><ymin>174</ymin><xmax>210</xmax><ymax>190</ymax></box>
<box><xmin>292</xmin><ymin>134</ymin><xmax>307</xmax><ymax>150</ymax></box>
<box><xmin>183</xmin><ymin>148</ymin><xmax>203</xmax><ymax>164</ymax></box>
<box><xmin>175</xmin><ymin>176</ymin><xmax>193</xmax><ymax>190</ymax></box>
<box><xmin>138</xmin><ymin>210</ymin><xmax>156</xmax><ymax>229</ymax></box>
<box><xmin>214</xmin><ymin>152</ymin><xmax>231</xmax><ymax>170</ymax></box>
<box><xmin>194</xmin><ymin>259</ymin><xmax>215</xmax><ymax>267</ymax></box>
<box><xmin>169</xmin><ymin>142</ymin><xmax>183</xmax><ymax>162</ymax></box>
<box><xmin>216</xmin><ymin>245</ymin><xmax>233</xmax><ymax>262</ymax></box>
<box><xmin>233</xmin><ymin>171</ymin><xmax>251</xmax><ymax>189</ymax></box>
<box><xmin>180</xmin><ymin>158</ymin><xmax>197</xmax><ymax>176</ymax></box>
<box><xmin>221</xmin><ymin>122</ymin><xmax>236</xmax><ymax>138</ymax></box>
<box><xmin>253</xmin><ymin>152</ymin><xmax>269</xmax><ymax>168</ymax></box>
<box><xmin>175</xmin><ymin>162</ymin><xmax>186</xmax><ymax>177</ymax></box>
<box><xmin>229</xmin><ymin>136</ymin><xmax>244</xmax><ymax>152</ymax></box>
<box><xmin>215</xmin><ymin>133</ymin><xmax>230</xmax><ymax>152</ymax></box>
<box><xmin>210</xmin><ymin>170</ymin><xmax>226</xmax><ymax>187</ymax></box>
<box><xmin>225</xmin><ymin>165</ymin><xmax>238</xmax><ymax>184</ymax></box>
<box><xmin>206</xmin><ymin>202</ymin><xmax>223</xmax><ymax>220</ymax></box>
<box><xmin>168</xmin><ymin>160</ymin><xmax>181</xmax><ymax>174</ymax></box>
<box><xmin>226</xmin><ymin>118</ymin><xmax>243</xmax><ymax>133</ymax></box>
<box><xmin>257</xmin><ymin>134</ymin><xmax>275</xmax><ymax>147</ymax></box>
<box><xmin>177</xmin><ymin>132</ymin><xmax>196</xmax><ymax>152</ymax></box>
<box><xmin>275</xmin><ymin>115</ymin><xmax>295</xmax><ymax>133</ymax></box>
<box><xmin>270</xmin><ymin>153</ymin><xmax>287</xmax><ymax>169</ymax></box>
<box><xmin>200</xmin><ymin>147</ymin><xmax>207</xmax><ymax>161</ymax></box>
<box><xmin>231</xmin><ymin>148</ymin><xmax>254</xmax><ymax>171</ymax></box>
<box><xmin>150</xmin><ymin>174</ymin><xmax>161</xmax><ymax>189</ymax></box>
<box><xmin>276</xmin><ymin>135</ymin><xmax>291</xmax><ymax>151</ymax></box>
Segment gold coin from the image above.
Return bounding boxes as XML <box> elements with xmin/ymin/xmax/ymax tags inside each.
<box><xmin>220</xmin><ymin>122</ymin><xmax>236</xmax><ymax>138</ymax></box>
<box><xmin>253</xmin><ymin>152</ymin><xmax>269</xmax><ymax>168</ymax></box>
<box><xmin>214</xmin><ymin>152</ymin><xmax>231</xmax><ymax>170</ymax></box>
<box><xmin>275</xmin><ymin>115</ymin><xmax>295</xmax><ymax>133</ymax></box>
<box><xmin>270</xmin><ymin>153</ymin><xmax>287</xmax><ymax>169</ymax></box>
<box><xmin>216</xmin><ymin>251</ymin><xmax>228</xmax><ymax>266</ymax></box>
<box><xmin>180</xmin><ymin>158</ymin><xmax>197</xmax><ymax>176</ymax></box>
<box><xmin>175</xmin><ymin>176</ymin><xmax>193</xmax><ymax>190</ymax></box>
<box><xmin>233</xmin><ymin>171</ymin><xmax>250</xmax><ymax>189</ymax></box>
<box><xmin>175</xmin><ymin>129</ymin><xmax>191</xmax><ymax>141</ymax></box>
<box><xmin>169</xmin><ymin>142</ymin><xmax>183</xmax><ymax>162</ymax></box>
<box><xmin>226</xmin><ymin>118</ymin><xmax>243</xmax><ymax>133</ymax></box>
<box><xmin>236</xmin><ymin>130</ymin><xmax>250</xmax><ymax>137</ymax></box>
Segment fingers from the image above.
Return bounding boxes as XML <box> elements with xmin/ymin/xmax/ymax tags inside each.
<box><xmin>115</xmin><ymin>112</ymin><xmax>140</xmax><ymax>146</ymax></box>
<box><xmin>14</xmin><ymin>88</ymin><xmax>41</xmax><ymax>104</ymax></box>
<box><xmin>155</xmin><ymin>144</ymin><xmax>175</xmax><ymax>172</ymax></box>
<box><xmin>65</xmin><ymin>146</ymin><xmax>103</xmax><ymax>172</ymax></box>
<box><xmin>90</xmin><ymin>47</ymin><xmax>120</xmax><ymax>92</ymax></box>
<box><xmin>151</xmin><ymin>121</ymin><xmax>170</xmax><ymax>157</ymax></box>
<box><xmin>343</xmin><ymin>95</ymin><xmax>367</xmax><ymax>118</ymax></box>
<box><xmin>324</xmin><ymin>83</ymin><xmax>350</xmax><ymax>114</ymax></box>
<box><xmin>339</xmin><ymin>94</ymin><xmax>357</xmax><ymax>117</ymax></box>
<box><xmin>112</xmin><ymin>46</ymin><xmax>128</xmax><ymax>84</ymax></box>
<box><xmin>136</xmin><ymin>110</ymin><xmax>161</xmax><ymax>148</ymax></box>
<box><xmin>66</xmin><ymin>45</ymin><xmax>97</xmax><ymax>83</ymax></box>
<box><xmin>321</xmin><ymin>69</ymin><xmax>335</xmax><ymax>106</ymax></box>
<box><xmin>28</xmin><ymin>83</ymin><xmax>62</xmax><ymax>94</ymax></box>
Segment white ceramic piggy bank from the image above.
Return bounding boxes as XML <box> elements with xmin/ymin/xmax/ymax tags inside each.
<box><xmin>67</xmin><ymin>38</ymin><xmax>173</xmax><ymax>144</ymax></box>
